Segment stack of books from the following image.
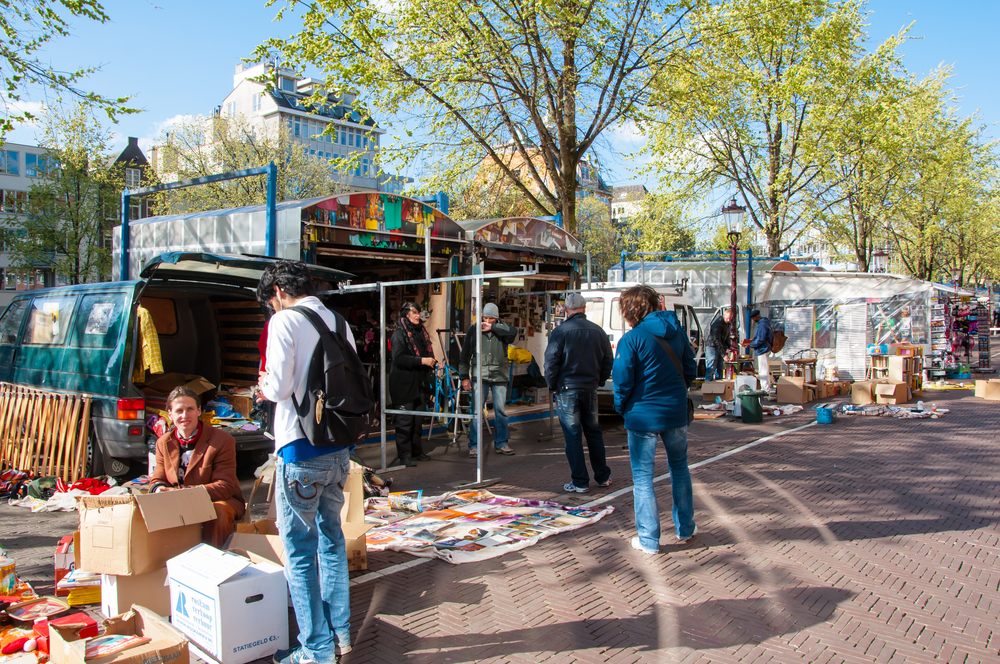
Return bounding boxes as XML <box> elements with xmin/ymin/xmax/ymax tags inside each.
<box><xmin>56</xmin><ymin>569</ymin><xmax>101</xmax><ymax>606</ymax></box>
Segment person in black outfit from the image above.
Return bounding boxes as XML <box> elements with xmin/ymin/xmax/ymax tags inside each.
<box><xmin>389</xmin><ymin>302</ymin><xmax>442</xmax><ymax>467</ymax></box>
<box><xmin>705</xmin><ymin>308</ymin><xmax>733</xmax><ymax>382</ymax></box>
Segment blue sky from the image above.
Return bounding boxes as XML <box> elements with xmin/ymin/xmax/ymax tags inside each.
<box><xmin>5</xmin><ymin>0</ymin><xmax>998</xmax><ymax>201</ymax></box>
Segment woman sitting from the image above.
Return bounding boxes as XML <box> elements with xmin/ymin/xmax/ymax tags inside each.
<box><xmin>149</xmin><ymin>386</ymin><xmax>246</xmax><ymax>547</ymax></box>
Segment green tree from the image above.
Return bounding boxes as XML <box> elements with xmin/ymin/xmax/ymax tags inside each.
<box><xmin>575</xmin><ymin>196</ymin><xmax>622</xmax><ymax>282</ymax></box>
<box><xmin>1</xmin><ymin>1</ymin><xmax>135</xmax><ymax>138</ymax></box>
<box><xmin>253</xmin><ymin>0</ymin><xmax>697</xmax><ymax>234</ymax></box>
<box><xmin>6</xmin><ymin>103</ymin><xmax>129</xmax><ymax>283</ymax></box>
<box><xmin>622</xmin><ymin>194</ymin><xmax>695</xmax><ymax>254</ymax></box>
<box><xmin>152</xmin><ymin>115</ymin><xmax>347</xmax><ymax>214</ymax></box>
<box><xmin>645</xmin><ymin>0</ymin><xmax>890</xmax><ymax>256</ymax></box>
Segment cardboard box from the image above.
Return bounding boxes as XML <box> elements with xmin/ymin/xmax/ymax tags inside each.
<box><xmin>228</xmin><ymin>520</ymin><xmax>285</xmax><ymax>567</ymax></box>
<box><xmin>851</xmin><ymin>381</ymin><xmax>876</xmax><ymax>405</ymax></box>
<box><xmin>54</xmin><ymin>535</ymin><xmax>76</xmax><ymax>596</ymax></box>
<box><xmin>102</xmin><ymin>568</ymin><xmax>171</xmax><ymax>619</ymax></box>
<box><xmin>143</xmin><ymin>373</ymin><xmax>215</xmax><ymax>397</ymax></box>
<box><xmin>167</xmin><ymin>544</ymin><xmax>288</xmax><ymax>664</ymax></box>
<box><xmin>35</xmin><ymin>613</ymin><xmax>98</xmax><ymax>658</ymax></box>
<box><xmin>343</xmin><ymin>462</ymin><xmax>375</xmax><ymax>572</ymax></box>
<box><xmin>837</xmin><ymin>380</ymin><xmax>852</xmax><ymax>396</ymax></box>
<box><xmin>776</xmin><ymin>376</ymin><xmax>808</xmax><ymax>404</ymax></box>
<box><xmin>816</xmin><ymin>380</ymin><xmax>838</xmax><ymax>399</ymax></box>
<box><xmin>227</xmin><ymin>395</ymin><xmax>253</xmax><ymax>418</ymax></box>
<box><xmin>78</xmin><ymin>486</ymin><xmax>216</xmax><ymax>576</ymax></box>
<box><xmin>975</xmin><ymin>379</ymin><xmax>1000</xmax><ymax>401</ymax></box>
<box><xmin>875</xmin><ymin>381</ymin><xmax>909</xmax><ymax>405</ymax></box>
<box><xmin>702</xmin><ymin>380</ymin><xmax>734</xmax><ymax>402</ymax></box>
<box><xmin>50</xmin><ymin>605</ymin><xmax>188</xmax><ymax>664</ymax></box>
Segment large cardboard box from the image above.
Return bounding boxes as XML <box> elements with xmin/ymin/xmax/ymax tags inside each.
<box><xmin>851</xmin><ymin>381</ymin><xmax>876</xmax><ymax>405</ymax></box>
<box><xmin>702</xmin><ymin>380</ymin><xmax>734</xmax><ymax>402</ymax></box>
<box><xmin>167</xmin><ymin>544</ymin><xmax>288</xmax><ymax>664</ymax></box>
<box><xmin>875</xmin><ymin>381</ymin><xmax>909</xmax><ymax>405</ymax></box>
<box><xmin>102</xmin><ymin>568</ymin><xmax>171</xmax><ymax>619</ymax></box>
<box><xmin>143</xmin><ymin>373</ymin><xmax>215</xmax><ymax>397</ymax></box>
<box><xmin>975</xmin><ymin>379</ymin><xmax>1000</xmax><ymax>401</ymax></box>
<box><xmin>816</xmin><ymin>380</ymin><xmax>838</xmax><ymax>399</ymax></box>
<box><xmin>228</xmin><ymin>520</ymin><xmax>285</xmax><ymax>567</ymax></box>
<box><xmin>78</xmin><ymin>486</ymin><xmax>216</xmax><ymax>576</ymax></box>
<box><xmin>49</xmin><ymin>605</ymin><xmax>187</xmax><ymax>664</ymax></box>
<box><xmin>776</xmin><ymin>376</ymin><xmax>807</xmax><ymax>404</ymax></box>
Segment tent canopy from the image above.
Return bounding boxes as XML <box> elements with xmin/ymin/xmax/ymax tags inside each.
<box><xmin>459</xmin><ymin>217</ymin><xmax>584</xmax><ymax>260</ymax></box>
<box><xmin>759</xmin><ymin>271</ymin><xmax>935</xmax><ymax>305</ymax></box>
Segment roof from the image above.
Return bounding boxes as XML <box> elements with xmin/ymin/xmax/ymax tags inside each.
<box><xmin>458</xmin><ymin>217</ymin><xmax>584</xmax><ymax>258</ymax></box>
<box><xmin>611</xmin><ymin>185</ymin><xmax>648</xmax><ymax>203</ymax></box>
<box><xmin>267</xmin><ymin>90</ymin><xmax>376</xmax><ymax>127</ymax></box>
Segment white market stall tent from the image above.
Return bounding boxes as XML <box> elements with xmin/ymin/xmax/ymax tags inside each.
<box><xmin>754</xmin><ymin>271</ymin><xmax>937</xmax><ymax>380</ymax></box>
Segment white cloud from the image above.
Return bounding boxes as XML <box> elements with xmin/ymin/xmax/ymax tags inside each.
<box><xmin>1</xmin><ymin>96</ymin><xmax>49</xmax><ymax>145</ymax></box>
<box><xmin>138</xmin><ymin>113</ymin><xmax>198</xmax><ymax>153</ymax></box>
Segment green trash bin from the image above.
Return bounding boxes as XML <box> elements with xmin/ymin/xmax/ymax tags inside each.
<box><xmin>737</xmin><ymin>388</ymin><xmax>766</xmax><ymax>423</ymax></box>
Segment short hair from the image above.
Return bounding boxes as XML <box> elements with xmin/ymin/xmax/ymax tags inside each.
<box><xmin>399</xmin><ymin>301</ymin><xmax>419</xmax><ymax>318</ymax></box>
<box><xmin>166</xmin><ymin>386</ymin><xmax>201</xmax><ymax>411</ymax></box>
<box><xmin>257</xmin><ymin>260</ymin><xmax>316</xmax><ymax>307</ymax></box>
<box><xmin>619</xmin><ymin>285</ymin><xmax>661</xmax><ymax>328</ymax></box>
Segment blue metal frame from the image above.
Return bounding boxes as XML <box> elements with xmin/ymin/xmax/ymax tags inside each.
<box><xmin>411</xmin><ymin>191</ymin><xmax>450</xmax><ymax>216</ymax></box>
<box><xmin>120</xmin><ymin>161</ymin><xmax>277</xmax><ymax>280</ymax></box>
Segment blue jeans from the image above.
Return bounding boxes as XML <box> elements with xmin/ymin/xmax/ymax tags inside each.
<box><xmin>276</xmin><ymin>449</ymin><xmax>352</xmax><ymax>660</ymax></box>
<box><xmin>468</xmin><ymin>382</ymin><xmax>508</xmax><ymax>449</ymax></box>
<box><xmin>705</xmin><ymin>346</ymin><xmax>724</xmax><ymax>382</ymax></box>
<box><xmin>555</xmin><ymin>389</ymin><xmax>610</xmax><ymax>488</ymax></box>
<box><xmin>627</xmin><ymin>427</ymin><xmax>695</xmax><ymax>549</ymax></box>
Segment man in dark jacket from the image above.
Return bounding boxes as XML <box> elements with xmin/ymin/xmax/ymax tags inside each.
<box><xmin>458</xmin><ymin>302</ymin><xmax>517</xmax><ymax>456</ymax></box>
<box><xmin>389</xmin><ymin>302</ymin><xmax>441</xmax><ymax>467</ymax></box>
<box><xmin>545</xmin><ymin>293</ymin><xmax>614</xmax><ymax>493</ymax></box>
<box><xmin>741</xmin><ymin>309</ymin><xmax>773</xmax><ymax>391</ymax></box>
<box><xmin>705</xmin><ymin>308</ymin><xmax>733</xmax><ymax>382</ymax></box>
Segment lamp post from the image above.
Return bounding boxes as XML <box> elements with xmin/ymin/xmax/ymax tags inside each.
<box><xmin>871</xmin><ymin>249</ymin><xmax>889</xmax><ymax>274</ymax></box>
<box><xmin>722</xmin><ymin>196</ymin><xmax>746</xmax><ymax>356</ymax></box>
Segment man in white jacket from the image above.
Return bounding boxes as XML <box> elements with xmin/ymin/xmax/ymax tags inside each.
<box><xmin>257</xmin><ymin>260</ymin><xmax>356</xmax><ymax>664</ymax></box>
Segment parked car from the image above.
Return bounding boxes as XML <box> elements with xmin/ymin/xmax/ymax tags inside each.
<box><xmin>0</xmin><ymin>253</ymin><xmax>352</xmax><ymax>476</ymax></box>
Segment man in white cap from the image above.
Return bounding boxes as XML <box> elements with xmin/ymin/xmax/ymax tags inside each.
<box><xmin>545</xmin><ymin>292</ymin><xmax>614</xmax><ymax>493</ymax></box>
<box><xmin>458</xmin><ymin>302</ymin><xmax>517</xmax><ymax>456</ymax></box>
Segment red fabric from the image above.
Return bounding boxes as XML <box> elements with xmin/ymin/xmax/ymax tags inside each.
<box><xmin>68</xmin><ymin>478</ymin><xmax>111</xmax><ymax>495</ymax></box>
<box><xmin>258</xmin><ymin>320</ymin><xmax>270</xmax><ymax>370</ymax></box>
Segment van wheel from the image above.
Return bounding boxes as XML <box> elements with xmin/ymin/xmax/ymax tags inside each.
<box><xmin>85</xmin><ymin>432</ymin><xmax>106</xmax><ymax>478</ymax></box>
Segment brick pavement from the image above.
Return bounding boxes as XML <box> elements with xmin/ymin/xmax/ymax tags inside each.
<box><xmin>2</xmin><ymin>385</ymin><xmax>998</xmax><ymax>662</ymax></box>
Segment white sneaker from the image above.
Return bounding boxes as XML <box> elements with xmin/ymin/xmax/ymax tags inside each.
<box><xmin>630</xmin><ymin>536</ymin><xmax>658</xmax><ymax>555</ymax></box>
<box><xmin>468</xmin><ymin>448</ymin><xmax>478</xmax><ymax>457</ymax></box>
<box><xmin>677</xmin><ymin>525</ymin><xmax>698</xmax><ymax>542</ymax></box>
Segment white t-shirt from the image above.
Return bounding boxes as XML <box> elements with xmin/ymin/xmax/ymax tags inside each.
<box><xmin>259</xmin><ymin>296</ymin><xmax>357</xmax><ymax>449</ymax></box>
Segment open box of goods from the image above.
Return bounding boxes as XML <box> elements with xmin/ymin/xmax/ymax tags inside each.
<box><xmin>48</xmin><ymin>605</ymin><xmax>189</xmax><ymax>664</ymax></box>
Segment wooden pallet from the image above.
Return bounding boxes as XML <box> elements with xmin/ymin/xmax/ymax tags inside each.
<box><xmin>214</xmin><ymin>299</ymin><xmax>265</xmax><ymax>387</ymax></box>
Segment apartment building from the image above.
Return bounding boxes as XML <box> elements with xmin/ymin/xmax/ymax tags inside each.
<box><xmin>610</xmin><ymin>184</ymin><xmax>648</xmax><ymax>225</ymax></box>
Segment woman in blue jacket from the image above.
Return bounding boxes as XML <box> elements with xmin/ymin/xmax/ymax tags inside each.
<box><xmin>612</xmin><ymin>286</ymin><xmax>698</xmax><ymax>554</ymax></box>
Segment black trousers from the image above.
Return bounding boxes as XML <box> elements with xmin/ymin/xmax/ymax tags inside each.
<box><xmin>394</xmin><ymin>395</ymin><xmax>426</xmax><ymax>459</ymax></box>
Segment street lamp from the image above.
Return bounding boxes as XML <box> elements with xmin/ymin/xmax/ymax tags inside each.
<box><xmin>721</xmin><ymin>196</ymin><xmax>746</xmax><ymax>356</ymax></box>
<box><xmin>871</xmin><ymin>249</ymin><xmax>889</xmax><ymax>274</ymax></box>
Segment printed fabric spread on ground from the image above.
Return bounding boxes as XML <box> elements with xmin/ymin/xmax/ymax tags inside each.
<box><xmin>364</xmin><ymin>489</ymin><xmax>614</xmax><ymax>564</ymax></box>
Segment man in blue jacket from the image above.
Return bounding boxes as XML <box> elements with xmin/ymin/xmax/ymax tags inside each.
<box><xmin>741</xmin><ymin>309</ymin><xmax>773</xmax><ymax>391</ymax></box>
<box><xmin>612</xmin><ymin>286</ymin><xmax>697</xmax><ymax>554</ymax></box>
<box><xmin>545</xmin><ymin>293</ymin><xmax>614</xmax><ymax>493</ymax></box>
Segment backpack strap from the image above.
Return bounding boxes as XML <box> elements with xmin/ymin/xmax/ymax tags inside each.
<box><xmin>653</xmin><ymin>334</ymin><xmax>686</xmax><ymax>384</ymax></box>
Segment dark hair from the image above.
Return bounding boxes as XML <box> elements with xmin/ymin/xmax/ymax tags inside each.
<box><xmin>257</xmin><ymin>260</ymin><xmax>316</xmax><ymax>308</ymax></box>
<box><xmin>166</xmin><ymin>386</ymin><xmax>201</xmax><ymax>411</ymax></box>
<box><xmin>399</xmin><ymin>301</ymin><xmax>419</xmax><ymax>318</ymax></box>
<box><xmin>619</xmin><ymin>285</ymin><xmax>661</xmax><ymax>327</ymax></box>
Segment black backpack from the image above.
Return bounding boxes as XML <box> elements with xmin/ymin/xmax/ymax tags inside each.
<box><xmin>287</xmin><ymin>306</ymin><xmax>376</xmax><ymax>447</ymax></box>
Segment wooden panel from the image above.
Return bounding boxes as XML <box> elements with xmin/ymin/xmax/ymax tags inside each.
<box><xmin>222</xmin><ymin>364</ymin><xmax>260</xmax><ymax>376</ymax></box>
<box><xmin>221</xmin><ymin>352</ymin><xmax>260</xmax><ymax>362</ymax></box>
<box><xmin>217</xmin><ymin>339</ymin><xmax>259</xmax><ymax>348</ymax></box>
<box><xmin>213</xmin><ymin>301</ymin><xmax>261</xmax><ymax>310</ymax></box>
<box><xmin>140</xmin><ymin>297</ymin><xmax>178</xmax><ymax>335</ymax></box>
<box><xmin>218</xmin><ymin>328</ymin><xmax>266</xmax><ymax>336</ymax></box>
<box><xmin>215</xmin><ymin>314</ymin><xmax>266</xmax><ymax>322</ymax></box>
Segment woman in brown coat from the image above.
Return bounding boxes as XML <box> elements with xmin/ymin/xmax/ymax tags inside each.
<box><xmin>149</xmin><ymin>386</ymin><xmax>246</xmax><ymax>547</ymax></box>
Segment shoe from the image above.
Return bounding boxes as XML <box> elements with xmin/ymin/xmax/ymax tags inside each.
<box><xmin>414</xmin><ymin>453</ymin><xmax>432</xmax><ymax>461</ymax></box>
<box><xmin>630</xmin><ymin>536</ymin><xmax>658</xmax><ymax>555</ymax></box>
<box><xmin>273</xmin><ymin>648</ymin><xmax>318</xmax><ymax>664</ymax></box>
<box><xmin>399</xmin><ymin>457</ymin><xmax>417</xmax><ymax>468</ymax></box>
<box><xmin>597</xmin><ymin>478</ymin><xmax>612</xmax><ymax>488</ymax></box>
<box><xmin>336</xmin><ymin>643</ymin><xmax>352</xmax><ymax>656</ymax></box>
<box><xmin>563</xmin><ymin>482</ymin><xmax>589</xmax><ymax>493</ymax></box>
<box><xmin>469</xmin><ymin>448</ymin><xmax>478</xmax><ymax>457</ymax></box>
<box><xmin>495</xmin><ymin>445</ymin><xmax>515</xmax><ymax>455</ymax></box>
<box><xmin>677</xmin><ymin>525</ymin><xmax>698</xmax><ymax>542</ymax></box>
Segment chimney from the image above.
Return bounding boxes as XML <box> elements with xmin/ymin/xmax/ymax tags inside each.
<box><xmin>128</xmin><ymin>136</ymin><xmax>138</xmax><ymax>147</ymax></box>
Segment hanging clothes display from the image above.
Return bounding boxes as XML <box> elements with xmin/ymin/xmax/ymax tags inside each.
<box><xmin>132</xmin><ymin>306</ymin><xmax>163</xmax><ymax>383</ymax></box>
<box><xmin>383</xmin><ymin>194</ymin><xmax>403</xmax><ymax>231</ymax></box>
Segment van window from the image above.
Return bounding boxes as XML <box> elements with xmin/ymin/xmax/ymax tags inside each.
<box><xmin>585</xmin><ymin>299</ymin><xmax>604</xmax><ymax>326</ymax></box>
<box><xmin>23</xmin><ymin>295</ymin><xmax>77</xmax><ymax>345</ymax></box>
<box><xmin>75</xmin><ymin>293</ymin><xmax>128</xmax><ymax>348</ymax></box>
<box><xmin>610</xmin><ymin>298</ymin><xmax>623</xmax><ymax>330</ymax></box>
<box><xmin>0</xmin><ymin>300</ymin><xmax>27</xmax><ymax>345</ymax></box>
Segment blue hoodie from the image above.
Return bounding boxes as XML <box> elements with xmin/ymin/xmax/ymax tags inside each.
<box><xmin>612</xmin><ymin>310</ymin><xmax>697</xmax><ymax>431</ymax></box>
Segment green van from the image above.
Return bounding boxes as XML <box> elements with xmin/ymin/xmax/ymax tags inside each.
<box><xmin>0</xmin><ymin>253</ymin><xmax>352</xmax><ymax>476</ymax></box>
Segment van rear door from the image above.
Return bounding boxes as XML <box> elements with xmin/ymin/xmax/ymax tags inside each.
<box><xmin>139</xmin><ymin>252</ymin><xmax>353</xmax><ymax>289</ymax></box>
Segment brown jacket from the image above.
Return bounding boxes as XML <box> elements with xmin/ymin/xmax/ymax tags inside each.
<box><xmin>150</xmin><ymin>425</ymin><xmax>246</xmax><ymax>519</ymax></box>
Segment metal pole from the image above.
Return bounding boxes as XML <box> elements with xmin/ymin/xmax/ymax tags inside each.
<box><xmin>265</xmin><ymin>161</ymin><xmax>277</xmax><ymax>257</ymax></box>
<box><xmin>120</xmin><ymin>190</ymin><xmax>131</xmax><ymax>280</ymax></box>
<box><xmin>586</xmin><ymin>250</ymin><xmax>592</xmax><ymax>288</ymax></box>
<box><xmin>730</xmin><ymin>239</ymin><xmax>739</xmax><ymax>354</ymax></box>
<box><xmin>746</xmin><ymin>247</ymin><xmax>754</xmax><ymax>337</ymax></box>
<box><xmin>379</xmin><ymin>283</ymin><xmax>387</xmax><ymax>471</ymax></box>
<box><xmin>425</xmin><ymin>227</ymin><xmax>431</xmax><ymax>280</ymax></box>
<box><xmin>640</xmin><ymin>255</ymin><xmax>645</xmax><ymax>284</ymax></box>
<box><xmin>475</xmin><ymin>279</ymin><xmax>483</xmax><ymax>485</ymax></box>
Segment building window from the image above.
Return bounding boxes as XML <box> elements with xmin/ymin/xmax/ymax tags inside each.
<box><xmin>3</xmin><ymin>270</ymin><xmax>14</xmax><ymax>291</ymax></box>
<box><xmin>25</xmin><ymin>154</ymin><xmax>37</xmax><ymax>177</ymax></box>
<box><xmin>0</xmin><ymin>151</ymin><xmax>19</xmax><ymax>175</ymax></box>
<box><xmin>125</xmin><ymin>168</ymin><xmax>141</xmax><ymax>188</ymax></box>
<box><xmin>362</xmin><ymin>158</ymin><xmax>368</xmax><ymax>176</ymax></box>
<box><xmin>280</xmin><ymin>77</ymin><xmax>295</xmax><ymax>92</ymax></box>
<box><xmin>130</xmin><ymin>201</ymin><xmax>142</xmax><ymax>219</ymax></box>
